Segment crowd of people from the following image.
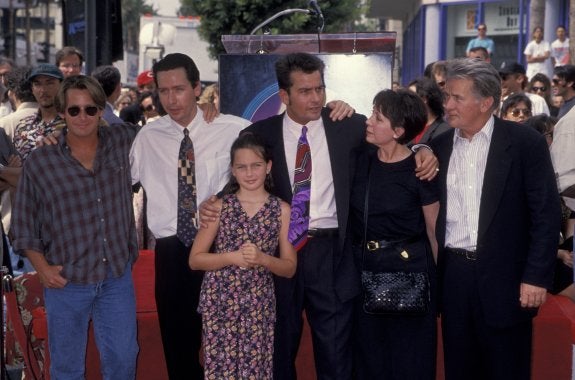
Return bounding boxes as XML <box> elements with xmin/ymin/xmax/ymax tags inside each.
<box><xmin>0</xmin><ymin>23</ymin><xmax>571</xmax><ymax>380</ymax></box>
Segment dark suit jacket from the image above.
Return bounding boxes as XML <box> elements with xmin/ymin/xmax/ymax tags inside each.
<box><xmin>431</xmin><ymin>117</ymin><xmax>561</xmax><ymax>327</ymax></box>
<box><xmin>419</xmin><ymin>118</ymin><xmax>451</xmax><ymax>144</ymax></box>
<box><xmin>103</xmin><ymin>103</ymin><xmax>124</xmax><ymax>126</ymax></box>
<box><xmin>244</xmin><ymin>108</ymin><xmax>367</xmax><ymax>302</ymax></box>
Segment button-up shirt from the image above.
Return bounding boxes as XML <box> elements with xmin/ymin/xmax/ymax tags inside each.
<box><xmin>130</xmin><ymin>110</ymin><xmax>250</xmax><ymax>238</ymax></box>
<box><xmin>13</xmin><ymin>110</ymin><xmax>65</xmax><ymax>161</ymax></box>
<box><xmin>283</xmin><ymin>113</ymin><xmax>338</xmax><ymax>229</ymax></box>
<box><xmin>445</xmin><ymin>116</ymin><xmax>494</xmax><ymax>250</ymax></box>
<box><xmin>12</xmin><ymin>123</ymin><xmax>140</xmax><ymax>284</ymax></box>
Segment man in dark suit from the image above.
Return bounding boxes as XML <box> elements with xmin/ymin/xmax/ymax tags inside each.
<box><xmin>91</xmin><ymin>65</ymin><xmax>124</xmax><ymax>125</ymax></box>
<box><xmin>431</xmin><ymin>58</ymin><xmax>561</xmax><ymax>380</ymax></box>
<box><xmin>244</xmin><ymin>53</ymin><xmax>437</xmax><ymax>380</ymax></box>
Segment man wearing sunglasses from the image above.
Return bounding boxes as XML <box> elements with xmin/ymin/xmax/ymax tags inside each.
<box><xmin>552</xmin><ymin>64</ymin><xmax>575</xmax><ymax>118</ymax></box>
<box><xmin>11</xmin><ymin>75</ymin><xmax>140</xmax><ymax>379</ymax></box>
<box><xmin>466</xmin><ymin>23</ymin><xmax>494</xmax><ymax>58</ymax></box>
<box><xmin>13</xmin><ymin>64</ymin><xmax>65</xmax><ymax>161</ymax></box>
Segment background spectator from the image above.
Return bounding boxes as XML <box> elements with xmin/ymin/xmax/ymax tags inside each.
<box><xmin>466</xmin><ymin>23</ymin><xmax>494</xmax><ymax>57</ymax></box>
<box><xmin>524</xmin><ymin>26</ymin><xmax>553</xmax><ymax>80</ymax></box>
<box><xmin>528</xmin><ymin>73</ymin><xmax>558</xmax><ymax>117</ymax></box>
<box><xmin>55</xmin><ymin>46</ymin><xmax>83</xmax><ymax>78</ymax></box>
<box><xmin>551</xmin><ymin>25</ymin><xmax>570</xmax><ymax>67</ymax></box>
<box><xmin>198</xmin><ymin>83</ymin><xmax>219</xmax><ymax>111</ymax></box>
<box><xmin>501</xmin><ymin>93</ymin><xmax>533</xmax><ymax>123</ymax></box>
<box><xmin>552</xmin><ymin>64</ymin><xmax>575</xmax><ymax>118</ymax></box>
<box><xmin>407</xmin><ymin>77</ymin><xmax>450</xmax><ymax>143</ymax></box>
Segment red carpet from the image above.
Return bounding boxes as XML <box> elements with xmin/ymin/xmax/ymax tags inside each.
<box><xmin>7</xmin><ymin>250</ymin><xmax>575</xmax><ymax>379</ymax></box>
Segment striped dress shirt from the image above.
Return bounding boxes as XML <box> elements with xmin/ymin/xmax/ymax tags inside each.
<box><xmin>445</xmin><ymin>116</ymin><xmax>494</xmax><ymax>250</ymax></box>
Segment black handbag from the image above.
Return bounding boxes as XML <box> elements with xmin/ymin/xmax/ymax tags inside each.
<box><xmin>360</xmin><ymin>157</ymin><xmax>430</xmax><ymax>315</ymax></box>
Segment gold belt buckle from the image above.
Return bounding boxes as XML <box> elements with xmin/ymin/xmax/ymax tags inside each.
<box><xmin>366</xmin><ymin>241</ymin><xmax>379</xmax><ymax>251</ymax></box>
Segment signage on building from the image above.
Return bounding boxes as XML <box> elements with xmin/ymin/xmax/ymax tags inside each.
<box><xmin>0</xmin><ymin>0</ymin><xmax>27</xmax><ymax>8</ymax></box>
<box><xmin>453</xmin><ymin>2</ymin><xmax>524</xmax><ymax>36</ymax></box>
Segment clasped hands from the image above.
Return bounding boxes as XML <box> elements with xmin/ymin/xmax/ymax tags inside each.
<box><xmin>233</xmin><ymin>241</ymin><xmax>267</xmax><ymax>269</ymax></box>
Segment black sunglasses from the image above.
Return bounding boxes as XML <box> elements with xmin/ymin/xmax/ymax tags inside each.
<box><xmin>531</xmin><ymin>86</ymin><xmax>546</xmax><ymax>92</ymax></box>
<box><xmin>552</xmin><ymin>78</ymin><xmax>563</xmax><ymax>85</ymax></box>
<box><xmin>509</xmin><ymin>108</ymin><xmax>532</xmax><ymax>117</ymax></box>
<box><xmin>67</xmin><ymin>105</ymin><xmax>99</xmax><ymax>117</ymax></box>
<box><xmin>142</xmin><ymin>104</ymin><xmax>155</xmax><ymax>112</ymax></box>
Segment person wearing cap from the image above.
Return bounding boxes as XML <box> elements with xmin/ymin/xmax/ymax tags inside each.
<box><xmin>499</xmin><ymin>61</ymin><xmax>550</xmax><ymax>116</ymax></box>
<box><xmin>136</xmin><ymin>70</ymin><xmax>156</xmax><ymax>92</ymax></box>
<box><xmin>13</xmin><ymin>64</ymin><xmax>65</xmax><ymax>161</ymax></box>
<box><xmin>524</xmin><ymin>26</ymin><xmax>553</xmax><ymax>81</ymax></box>
<box><xmin>55</xmin><ymin>46</ymin><xmax>84</xmax><ymax>78</ymax></box>
<box><xmin>466</xmin><ymin>23</ymin><xmax>494</xmax><ymax>57</ymax></box>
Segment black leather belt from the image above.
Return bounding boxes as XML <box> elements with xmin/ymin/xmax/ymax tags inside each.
<box><xmin>446</xmin><ymin>247</ymin><xmax>477</xmax><ymax>261</ymax></box>
<box><xmin>364</xmin><ymin>235</ymin><xmax>421</xmax><ymax>251</ymax></box>
<box><xmin>307</xmin><ymin>228</ymin><xmax>339</xmax><ymax>238</ymax></box>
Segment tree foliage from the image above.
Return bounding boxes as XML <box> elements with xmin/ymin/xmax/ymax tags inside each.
<box><xmin>179</xmin><ymin>0</ymin><xmax>363</xmax><ymax>59</ymax></box>
<box><xmin>122</xmin><ymin>0</ymin><xmax>157</xmax><ymax>52</ymax></box>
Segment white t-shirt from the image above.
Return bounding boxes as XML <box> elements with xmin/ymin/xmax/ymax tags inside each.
<box><xmin>524</xmin><ymin>40</ymin><xmax>553</xmax><ymax>80</ymax></box>
<box><xmin>130</xmin><ymin>109</ymin><xmax>250</xmax><ymax>238</ymax></box>
<box><xmin>551</xmin><ymin>38</ymin><xmax>570</xmax><ymax>67</ymax></box>
<box><xmin>525</xmin><ymin>92</ymin><xmax>550</xmax><ymax>116</ymax></box>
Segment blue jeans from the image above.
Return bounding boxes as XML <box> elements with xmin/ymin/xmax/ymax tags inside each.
<box><xmin>44</xmin><ymin>265</ymin><xmax>139</xmax><ymax>380</ymax></box>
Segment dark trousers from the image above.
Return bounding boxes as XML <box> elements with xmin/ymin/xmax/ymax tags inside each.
<box><xmin>441</xmin><ymin>253</ymin><xmax>532</xmax><ymax>380</ymax></box>
<box><xmin>273</xmin><ymin>236</ymin><xmax>354</xmax><ymax>380</ymax></box>
<box><xmin>155</xmin><ymin>236</ymin><xmax>204</xmax><ymax>380</ymax></box>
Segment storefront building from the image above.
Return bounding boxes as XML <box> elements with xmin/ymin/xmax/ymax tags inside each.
<box><xmin>383</xmin><ymin>0</ymin><xmax>570</xmax><ymax>83</ymax></box>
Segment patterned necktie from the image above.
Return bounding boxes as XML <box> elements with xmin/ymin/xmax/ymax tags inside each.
<box><xmin>177</xmin><ymin>128</ymin><xmax>198</xmax><ymax>246</ymax></box>
<box><xmin>288</xmin><ymin>125</ymin><xmax>312</xmax><ymax>250</ymax></box>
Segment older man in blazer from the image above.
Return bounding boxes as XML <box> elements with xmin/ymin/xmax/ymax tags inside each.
<box><xmin>431</xmin><ymin>58</ymin><xmax>561</xmax><ymax>380</ymax></box>
<box><xmin>244</xmin><ymin>53</ymin><xmax>437</xmax><ymax>380</ymax></box>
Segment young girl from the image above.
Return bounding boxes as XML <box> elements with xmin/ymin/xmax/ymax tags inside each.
<box><xmin>189</xmin><ymin>132</ymin><xmax>296</xmax><ymax>380</ymax></box>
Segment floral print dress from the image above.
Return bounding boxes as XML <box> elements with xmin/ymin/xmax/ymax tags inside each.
<box><xmin>198</xmin><ymin>193</ymin><xmax>282</xmax><ymax>380</ymax></box>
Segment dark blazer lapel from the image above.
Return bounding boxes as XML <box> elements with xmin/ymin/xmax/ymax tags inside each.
<box><xmin>478</xmin><ymin>119</ymin><xmax>512</xmax><ymax>240</ymax></box>
<box><xmin>322</xmin><ymin>112</ymin><xmax>349</xmax><ymax>234</ymax></box>
<box><xmin>268</xmin><ymin>114</ymin><xmax>293</xmax><ymax>203</ymax></box>
<box><xmin>323</xmin><ymin>115</ymin><xmax>345</xmax><ymax>193</ymax></box>
<box><xmin>434</xmin><ymin>130</ymin><xmax>455</xmax><ymax>249</ymax></box>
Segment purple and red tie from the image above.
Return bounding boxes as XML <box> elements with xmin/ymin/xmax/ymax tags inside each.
<box><xmin>288</xmin><ymin>125</ymin><xmax>312</xmax><ymax>250</ymax></box>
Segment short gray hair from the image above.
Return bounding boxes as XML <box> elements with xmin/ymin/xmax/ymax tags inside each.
<box><xmin>446</xmin><ymin>58</ymin><xmax>501</xmax><ymax>113</ymax></box>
